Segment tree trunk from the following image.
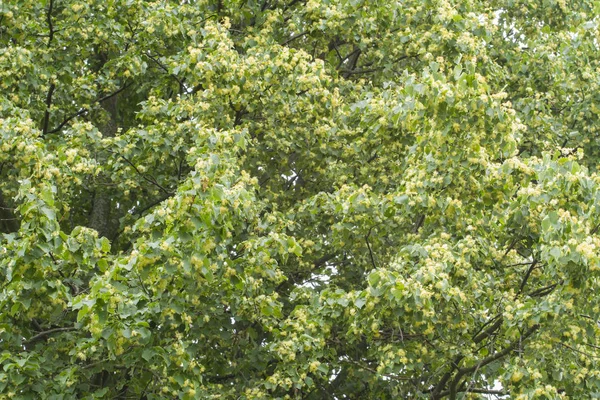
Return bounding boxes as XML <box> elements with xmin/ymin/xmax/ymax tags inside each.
<box><xmin>0</xmin><ymin>191</ymin><xmax>19</xmax><ymax>233</ymax></box>
<box><xmin>88</xmin><ymin>74</ymin><xmax>119</xmax><ymax>239</ymax></box>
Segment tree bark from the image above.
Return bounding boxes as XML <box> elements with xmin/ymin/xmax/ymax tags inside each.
<box><xmin>0</xmin><ymin>191</ymin><xmax>19</xmax><ymax>233</ymax></box>
<box><xmin>88</xmin><ymin>61</ymin><xmax>119</xmax><ymax>239</ymax></box>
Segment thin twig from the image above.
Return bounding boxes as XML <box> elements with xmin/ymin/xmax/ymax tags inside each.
<box><xmin>45</xmin><ymin>83</ymin><xmax>132</xmax><ymax>135</ymax></box>
<box><xmin>115</xmin><ymin>153</ymin><xmax>173</xmax><ymax>196</ymax></box>
<box><xmin>365</xmin><ymin>227</ymin><xmax>377</xmax><ymax>269</ymax></box>
<box><xmin>280</xmin><ymin>31</ymin><xmax>308</xmax><ymax>46</ymax></box>
<box><xmin>144</xmin><ymin>52</ymin><xmax>185</xmax><ymax>93</ymax></box>
<box><xmin>24</xmin><ymin>327</ymin><xmax>76</xmax><ymax>345</ymax></box>
<box><xmin>437</xmin><ymin>388</ymin><xmax>508</xmax><ymax>397</ymax></box>
<box><xmin>559</xmin><ymin>342</ymin><xmax>600</xmax><ymax>359</ymax></box>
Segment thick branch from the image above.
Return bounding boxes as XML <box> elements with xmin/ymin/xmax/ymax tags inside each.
<box><xmin>0</xmin><ymin>192</ymin><xmax>19</xmax><ymax>233</ymax></box>
<box><xmin>313</xmin><ymin>253</ymin><xmax>337</xmax><ymax>268</ymax></box>
<box><xmin>448</xmin><ymin>324</ymin><xmax>540</xmax><ymax>399</ymax></box>
<box><xmin>515</xmin><ymin>259</ymin><xmax>538</xmax><ymax>299</ymax></box>
<box><xmin>41</xmin><ymin>83</ymin><xmax>56</xmax><ymax>135</ymax></box>
<box><xmin>528</xmin><ymin>281</ymin><xmax>561</xmax><ymax>298</ymax></box>
<box><xmin>88</xmin><ymin>56</ymin><xmax>121</xmax><ymax>239</ymax></box>
<box><xmin>430</xmin><ymin>355</ymin><xmax>463</xmax><ymax>398</ymax></box>
<box><xmin>341</xmin><ymin>48</ymin><xmax>361</xmax><ymax>79</ymax></box>
<box><xmin>472</xmin><ymin>315</ymin><xmax>503</xmax><ymax>344</ymax></box>
<box><xmin>431</xmin><ymin>315</ymin><xmax>503</xmax><ymax>398</ymax></box>
<box><xmin>339</xmin><ymin>55</ymin><xmax>415</xmax><ymax>76</ymax></box>
<box><xmin>365</xmin><ymin>228</ymin><xmax>377</xmax><ymax>269</ymax></box>
<box><xmin>46</xmin><ymin>0</ymin><xmax>54</xmax><ymax>46</ymax></box>
<box><xmin>462</xmin><ymin>325</ymin><xmax>539</xmax><ymax>375</ymax></box>
<box><xmin>206</xmin><ymin>373</ymin><xmax>236</xmax><ymax>383</ymax></box>
<box><xmin>337</xmin><ymin>48</ymin><xmax>361</xmax><ymax>70</ymax></box>
<box><xmin>413</xmin><ymin>214</ymin><xmax>425</xmax><ymax>233</ymax></box>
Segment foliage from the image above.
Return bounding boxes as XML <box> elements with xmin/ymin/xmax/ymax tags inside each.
<box><xmin>1</xmin><ymin>0</ymin><xmax>600</xmax><ymax>399</ymax></box>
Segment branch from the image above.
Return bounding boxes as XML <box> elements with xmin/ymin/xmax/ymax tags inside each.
<box><xmin>331</xmin><ymin>41</ymin><xmax>344</xmax><ymax>63</ymax></box>
<box><xmin>282</xmin><ymin>0</ymin><xmax>303</xmax><ymax>13</ymax></box>
<box><xmin>559</xmin><ymin>342</ymin><xmax>600</xmax><ymax>359</ymax></box>
<box><xmin>280</xmin><ymin>31</ymin><xmax>308</xmax><ymax>46</ymax></box>
<box><xmin>339</xmin><ymin>67</ymin><xmax>384</xmax><ymax>75</ymax></box>
<box><xmin>115</xmin><ymin>154</ymin><xmax>173</xmax><ymax>196</ymax></box>
<box><xmin>365</xmin><ymin>227</ymin><xmax>377</xmax><ymax>269</ymax></box>
<box><xmin>45</xmin><ymin>83</ymin><xmax>132</xmax><ymax>135</ymax></box>
<box><xmin>46</xmin><ymin>0</ymin><xmax>54</xmax><ymax>46</ymax></box>
<box><xmin>144</xmin><ymin>52</ymin><xmax>185</xmax><ymax>93</ymax></box>
<box><xmin>339</xmin><ymin>55</ymin><xmax>415</xmax><ymax>76</ymax></box>
<box><xmin>24</xmin><ymin>327</ymin><xmax>76</xmax><ymax>345</ymax></box>
<box><xmin>437</xmin><ymin>388</ymin><xmax>508</xmax><ymax>397</ymax></box>
<box><xmin>111</xmin><ymin>193</ymin><xmax>174</xmax><ymax>243</ymax></box>
<box><xmin>515</xmin><ymin>259</ymin><xmax>538</xmax><ymax>299</ymax></box>
<box><xmin>466</xmin><ymin>388</ymin><xmax>507</xmax><ymax>395</ymax></box>
<box><xmin>341</xmin><ymin>359</ymin><xmax>411</xmax><ymax>381</ymax></box>
<box><xmin>582</xmin><ymin>342</ymin><xmax>600</xmax><ymax>351</ymax></box>
<box><xmin>528</xmin><ymin>281</ymin><xmax>561</xmax><ymax>298</ymax></box>
<box><xmin>367</xmin><ymin>151</ymin><xmax>379</xmax><ymax>163</ymax></box>
<box><xmin>275</xmin><ymin>252</ymin><xmax>338</xmax><ymax>292</ymax></box>
<box><xmin>341</xmin><ymin>48</ymin><xmax>361</xmax><ymax>78</ymax></box>
<box><xmin>133</xmin><ymin>194</ymin><xmax>173</xmax><ymax>216</ymax></box>
<box><xmin>431</xmin><ymin>314</ymin><xmax>503</xmax><ymax>398</ymax></box>
<box><xmin>41</xmin><ymin>83</ymin><xmax>56</xmax><ymax>135</ymax></box>
<box><xmin>504</xmin><ymin>261</ymin><xmax>537</xmax><ymax>268</ymax></box>
<box><xmin>502</xmin><ymin>237</ymin><xmax>519</xmax><ymax>257</ymax></box>
<box><xmin>413</xmin><ymin>214</ymin><xmax>425</xmax><ymax>233</ymax></box>
<box><xmin>430</xmin><ymin>355</ymin><xmax>463</xmax><ymax>398</ymax></box>
<box><xmin>448</xmin><ymin>324</ymin><xmax>540</xmax><ymax>399</ymax></box>
<box><xmin>313</xmin><ymin>253</ymin><xmax>337</xmax><ymax>268</ymax></box>
<box><xmin>460</xmin><ymin>325</ymin><xmax>539</xmax><ymax>376</ymax></box>
<box><xmin>45</xmin><ymin>109</ymin><xmax>87</xmax><ymax>135</ymax></box>
<box><xmin>206</xmin><ymin>373</ymin><xmax>236</xmax><ymax>383</ymax></box>
<box><xmin>472</xmin><ymin>314</ymin><xmax>503</xmax><ymax>344</ymax></box>
<box><xmin>261</xmin><ymin>0</ymin><xmax>270</xmax><ymax>11</ymax></box>
<box><xmin>97</xmin><ymin>82</ymin><xmax>132</xmax><ymax>104</ymax></box>
<box><xmin>337</xmin><ymin>48</ymin><xmax>361</xmax><ymax>70</ymax></box>
<box><xmin>0</xmin><ymin>191</ymin><xmax>19</xmax><ymax>233</ymax></box>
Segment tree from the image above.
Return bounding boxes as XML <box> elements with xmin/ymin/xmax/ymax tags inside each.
<box><xmin>1</xmin><ymin>0</ymin><xmax>600</xmax><ymax>398</ymax></box>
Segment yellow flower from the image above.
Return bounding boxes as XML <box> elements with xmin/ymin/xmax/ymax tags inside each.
<box><xmin>511</xmin><ymin>370</ymin><xmax>523</xmax><ymax>383</ymax></box>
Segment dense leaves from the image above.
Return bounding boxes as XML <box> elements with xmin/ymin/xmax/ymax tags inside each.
<box><xmin>1</xmin><ymin>0</ymin><xmax>600</xmax><ymax>399</ymax></box>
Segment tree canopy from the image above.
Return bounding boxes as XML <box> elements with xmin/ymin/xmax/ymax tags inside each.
<box><xmin>1</xmin><ymin>0</ymin><xmax>600</xmax><ymax>398</ymax></box>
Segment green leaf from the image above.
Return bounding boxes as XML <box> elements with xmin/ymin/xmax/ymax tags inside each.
<box><xmin>100</xmin><ymin>237</ymin><xmax>111</xmax><ymax>253</ymax></box>
<box><xmin>355</xmin><ymin>297</ymin><xmax>367</xmax><ymax>309</ymax></box>
<box><xmin>142</xmin><ymin>349</ymin><xmax>155</xmax><ymax>362</ymax></box>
